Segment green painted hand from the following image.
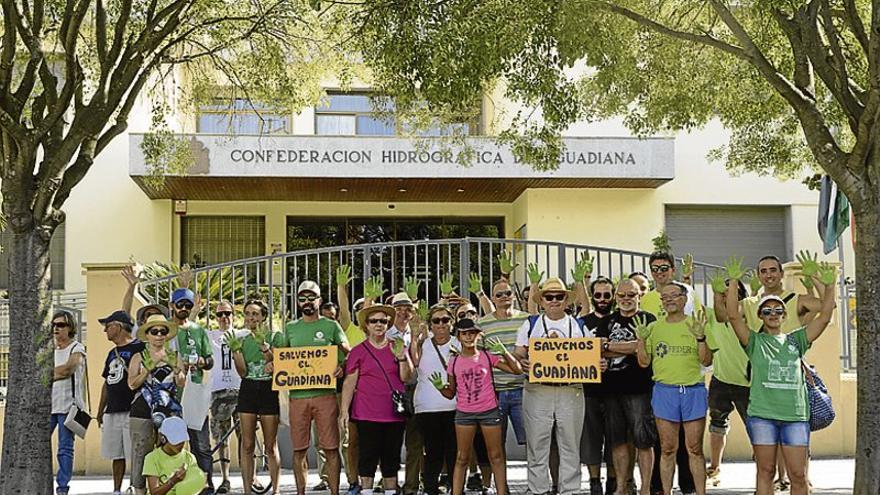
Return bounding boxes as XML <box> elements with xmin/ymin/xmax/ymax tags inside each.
<box><xmin>252</xmin><ymin>326</ymin><xmax>268</xmax><ymax>346</ymax></box>
<box><xmin>392</xmin><ymin>338</ymin><xmax>406</xmax><ymax>359</ymax></box>
<box><xmin>710</xmin><ymin>270</ymin><xmax>727</xmax><ymax>295</ymax></box>
<box><xmin>796</xmin><ymin>250</ymin><xmax>820</xmax><ymax>277</ymax></box>
<box><xmin>364</xmin><ymin>275</ymin><xmax>384</xmax><ymax>299</ymax></box>
<box><xmin>497</xmin><ymin>249</ymin><xmax>518</xmax><ymax>275</ymax></box>
<box><xmin>468</xmin><ymin>273</ymin><xmax>482</xmax><ymax>294</ymax></box>
<box><xmin>724</xmin><ymin>256</ymin><xmax>747</xmax><ymax>280</ymax></box>
<box><xmin>682</xmin><ymin>253</ymin><xmax>694</xmax><ymax>279</ymax></box>
<box><xmin>570</xmin><ymin>253</ymin><xmax>594</xmax><ymax>282</ymax></box>
<box><xmin>486</xmin><ymin>337</ymin><xmax>507</xmax><ymax>356</ymax></box>
<box><xmin>818</xmin><ymin>262</ymin><xmax>837</xmax><ymax>286</ymax></box>
<box><xmin>336</xmin><ymin>264</ymin><xmax>353</xmax><ymax>287</ymax></box>
<box><xmin>404</xmin><ymin>276</ymin><xmax>421</xmax><ymax>300</ymax></box>
<box><xmin>800</xmin><ymin>276</ymin><xmax>814</xmax><ymax>290</ymax></box>
<box><xmin>687</xmin><ymin>308</ymin><xmax>707</xmax><ymax>339</ymax></box>
<box><xmin>527</xmin><ymin>263</ymin><xmax>544</xmax><ymax>284</ymax></box>
<box><xmin>416</xmin><ymin>299</ymin><xmax>430</xmax><ymax>321</ymax></box>
<box><xmin>224</xmin><ymin>329</ymin><xmax>242</xmax><ymax>353</ymax></box>
<box><xmin>429</xmin><ymin>371</ymin><xmax>447</xmax><ymax>391</ymax></box>
<box><xmin>749</xmin><ymin>273</ymin><xmax>762</xmax><ymax>295</ymax></box>
<box><xmin>632</xmin><ymin>314</ymin><xmax>652</xmax><ymax>341</ymax></box>
<box><xmin>440</xmin><ymin>272</ymin><xmax>456</xmax><ymax>295</ymax></box>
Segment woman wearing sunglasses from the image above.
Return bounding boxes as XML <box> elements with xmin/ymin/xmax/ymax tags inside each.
<box><xmin>410</xmin><ymin>305</ymin><xmax>460</xmax><ymax>495</ymax></box>
<box><xmin>224</xmin><ymin>299</ymin><xmax>282</xmax><ymax>495</ymax></box>
<box><xmin>340</xmin><ymin>305</ymin><xmax>413</xmax><ymax>495</ymax></box>
<box><xmin>127</xmin><ymin>314</ymin><xmax>186</xmax><ymax>495</ymax></box>
<box><xmin>724</xmin><ymin>259</ymin><xmax>837</xmax><ymax>495</ymax></box>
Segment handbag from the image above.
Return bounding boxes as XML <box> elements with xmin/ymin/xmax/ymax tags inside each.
<box><xmin>802</xmin><ymin>361</ymin><xmax>835</xmax><ymax>431</ymax></box>
<box><xmin>363</xmin><ymin>343</ymin><xmax>414</xmax><ymax>417</ymax></box>
<box><xmin>63</xmin><ymin>344</ymin><xmax>91</xmax><ymax>438</ymax></box>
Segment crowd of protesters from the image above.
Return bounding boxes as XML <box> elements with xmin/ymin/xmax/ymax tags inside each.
<box><xmin>49</xmin><ymin>248</ymin><xmax>838</xmax><ymax>495</ymax></box>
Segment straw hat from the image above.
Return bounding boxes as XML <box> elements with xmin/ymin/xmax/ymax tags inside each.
<box><xmin>357</xmin><ymin>305</ymin><xmax>396</xmax><ymax>332</ymax></box>
<box><xmin>538</xmin><ymin>277</ymin><xmax>570</xmax><ymax>296</ymax></box>
<box><xmin>137</xmin><ymin>314</ymin><xmax>179</xmax><ymax>340</ymax></box>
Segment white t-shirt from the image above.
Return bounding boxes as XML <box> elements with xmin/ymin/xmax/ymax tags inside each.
<box><xmin>515</xmin><ymin>314</ymin><xmax>589</xmax><ymax>348</ymax></box>
<box><xmin>208</xmin><ymin>329</ymin><xmax>246</xmax><ymax>393</ymax></box>
<box><xmin>414</xmin><ymin>338</ymin><xmax>459</xmax><ymax>414</ymax></box>
<box><xmin>52</xmin><ymin>341</ymin><xmax>86</xmax><ymax>414</ymax></box>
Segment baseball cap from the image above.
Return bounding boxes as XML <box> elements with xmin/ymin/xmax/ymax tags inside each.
<box><xmin>158</xmin><ymin>416</ymin><xmax>189</xmax><ymax>445</ymax></box>
<box><xmin>98</xmin><ymin>310</ymin><xmax>134</xmax><ymax>327</ymax></box>
<box><xmin>297</xmin><ymin>280</ymin><xmax>321</xmax><ymax>297</ymax></box>
<box><xmin>171</xmin><ymin>288</ymin><xmax>195</xmax><ymax>305</ymax></box>
<box><xmin>757</xmin><ymin>295</ymin><xmax>786</xmax><ymax>314</ymax></box>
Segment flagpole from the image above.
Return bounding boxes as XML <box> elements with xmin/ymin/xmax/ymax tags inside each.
<box><xmin>838</xmin><ymin>236</ymin><xmax>851</xmax><ymax>370</ymax></box>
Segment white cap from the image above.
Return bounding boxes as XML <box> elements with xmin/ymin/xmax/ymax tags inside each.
<box><xmin>391</xmin><ymin>292</ymin><xmax>414</xmax><ymax>307</ymax></box>
<box><xmin>297</xmin><ymin>280</ymin><xmax>321</xmax><ymax>297</ymax></box>
<box><xmin>757</xmin><ymin>295</ymin><xmax>786</xmax><ymax>314</ymax></box>
<box><xmin>159</xmin><ymin>417</ymin><xmax>189</xmax><ymax>445</ymax></box>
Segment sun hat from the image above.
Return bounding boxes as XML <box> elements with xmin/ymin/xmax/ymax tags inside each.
<box><xmin>297</xmin><ymin>280</ymin><xmax>321</xmax><ymax>297</ymax></box>
<box><xmin>158</xmin><ymin>416</ymin><xmax>189</xmax><ymax>445</ymax></box>
<box><xmin>137</xmin><ymin>314</ymin><xmax>179</xmax><ymax>340</ymax></box>
<box><xmin>357</xmin><ymin>305</ymin><xmax>396</xmax><ymax>331</ymax></box>
<box><xmin>538</xmin><ymin>277</ymin><xmax>570</xmax><ymax>296</ymax></box>
<box><xmin>391</xmin><ymin>292</ymin><xmax>414</xmax><ymax>307</ymax></box>
<box><xmin>135</xmin><ymin>304</ymin><xmax>170</xmax><ymax>325</ymax></box>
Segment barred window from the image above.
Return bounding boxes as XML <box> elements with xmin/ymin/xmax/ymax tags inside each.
<box><xmin>0</xmin><ymin>222</ymin><xmax>65</xmax><ymax>290</ymax></box>
<box><xmin>181</xmin><ymin>216</ymin><xmax>265</xmax><ymax>267</ymax></box>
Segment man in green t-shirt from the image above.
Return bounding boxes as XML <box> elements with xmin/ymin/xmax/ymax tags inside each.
<box><xmin>169</xmin><ymin>287</ymin><xmax>214</xmax><ymax>494</ymax></box>
<box><xmin>278</xmin><ymin>281</ymin><xmax>351</xmax><ymax>495</ymax></box>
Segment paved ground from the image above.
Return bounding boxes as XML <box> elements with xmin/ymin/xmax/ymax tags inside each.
<box><xmin>65</xmin><ymin>458</ymin><xmax>854</xmax><ymax>494</ymax></box>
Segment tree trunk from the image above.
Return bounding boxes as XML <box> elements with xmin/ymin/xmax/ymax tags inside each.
<box><xmin>853</xmin><ymin>201</ymin><xmax>880</xmax><ymax>495</ymax></box>
<box><xmin>0</xmin><ymin>225</ymin><xmax>55</xmax><ymax>495</ymax></box>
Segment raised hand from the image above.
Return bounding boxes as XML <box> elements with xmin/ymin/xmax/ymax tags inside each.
<box><xmin>485</xmin><ymin>337</ymin><xmax>507</xmax><ymax>356</ymax></box>
<box><xmin>570</xmin><ymin>253</ymin><xmax>594</xmax><ymax>282</ymax></box>
<box><xmin>682</xmin><ymin>253</ymin><xmax>694</xmax><ymax>279</ymax></box>
<box><xmin>252</xmin><ymin>325</ymin><xmax>268</xmax><ymax>346</ymax></box>
<box><xmin>686</xmin><ymin>308</ymin><xmax>708</xmax><ymax>339</ymax></box>
<box><xmin>796</xmin><ymin>250</ymin><xmax>820</xmax><ymax>277</ymax></box>
<box><xmin>336</xmin><ymin>264</ymin><xmax>353</xmax><ymax>287</ymax></box>
<box><xmin>818</xmin><ymin>262</ymin><xmax>837</xmax><ymax>286</ymax></box>
<box><xmin>800</xmin><ymin>275</ymin><xmax>814</xmax><ymax>290</ymax></box>
<box><xmin>632</xmin><ymin>314</ymin><xmax>652</xmax><ymax>341</ymax></box>
<box><xmin>497</xmin><ymin>249</ymin><xmax>518</xmax><ymax>275</ymax></box>
<box><xmin>416</xmin><ymin>299</ymin><xmax>430</xmax><ymax>322</ymax></box>
<box><xmin>710</xmin><ymin>270</ymin><xmax>727</xmax><ymax>295</ymax></box>
<box><xmin>527</xmin><ymin>263</ymin><xmax>544</xmax><ymax>284</ymax></box>
<box><xmin>122</xmin><ymin>264</ymin><xmax>141</xmax><ymax>287</ymax></box>
<box><xmin>748</xmin><ymin>273</ymin><xmax>762</xmax><ymax>295</ymax></box>
<box><xmin>392</xmin><ymin>338</ymin><xmax>406</xmax><ymax>359</ymax></box>
<box><xmin>177</xmin><ymin>264</ymin><xmax>194</xmax><ymax>289</ymax></box>
<box><xmin>364</xmin><ymin>275</ymin><xmax>384</xmax><ymax>300</ymax></box>
<box><xmin>224</xmin><ymin>329</ymin><xmax>242</xmax><ymax>353</ymax></box>
<box><xmin>404</xmin><ymin>276</ymin><xmax>421</xmax><ymax>300</ymax></box>
<box><xmin>429</xmin><ymin>371</ymin><xmax>447</xmax><ymax>391</ymax></box>
<box><xmin>440</xmin><ymin>272</ymin><xmax>456</xmax><ymax>295</ymax></box>
<box><xmin>468</xmin><ymin>273</ymin><xmax>482</xmax><ymax>295</ymax></box>
<box><xmin>724</xmin><ymin>256</ymin><xmax>747</xmax><ymax>280</ymax></box>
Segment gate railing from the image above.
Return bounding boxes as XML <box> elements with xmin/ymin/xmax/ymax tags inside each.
<box><xmin>138</xmin><ymin>237</ymin><xmax>721</xmax><ymax>328</ymax></box>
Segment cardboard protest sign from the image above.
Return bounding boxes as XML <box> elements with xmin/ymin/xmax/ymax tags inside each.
<box><xmin>528</xmin><ymin>337</ymin><xmax>602</xmax><ymax>384</ymax></box>
<box><xmin>273</xmin><ymin>346</ymin><xmax>338</xmax><ymax>390</ymax></box>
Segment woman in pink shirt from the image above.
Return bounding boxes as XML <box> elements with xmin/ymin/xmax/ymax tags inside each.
<box><xmin>432</xmin><ymin>318</ymin><xmax>522</xmax><ymax>495</ymax></box>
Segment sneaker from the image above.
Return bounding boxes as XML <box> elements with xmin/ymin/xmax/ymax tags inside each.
<box><xmin>314</xmin><ymin>481</ymin><xmax>331</xmax><ymax>491</ymax></box>
<box><xmin>605</xmin><ymin>478</ymin><xmax>617</xmax><ymax>495</ymax></box>
<box><xmin>775</xmin><ymin>478</ymin><xmax>791</xmax><ymax>492</ymax></box>
<box><xmin>467</xmin><ymin>474</ymin><xmax>483</xmax><ymax>491</ymax></box>
<box><xmin>482</xmin><ymin>488</ymin><xmax>496</xmax><ymax>495</ymax></box>
<box><xmin>706</xmin><ymin>467</ymin><xmax>721</xmax><ymax>487</ymax></box>
<box><xmin>626</xmin><ymin>479</ymin><xmax>637</xmax><ymax>495</ymax></box>
<box><xmin>590</xmin><ymin>479</ymin><xmax>603</xmax><ymax>495</ymax></box>
<box><xmin>347</xmin><ymin>484</ymin><xmax>363</xmax><ymax>495</ymax></box>
<box><xmin>216</xmin><ymin>479</ymin><xmax>231</xmax><ymax>494</ymax></box>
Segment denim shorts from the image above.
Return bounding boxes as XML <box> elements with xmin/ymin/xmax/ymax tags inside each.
<box><xmin>651</xmin><ymin>382</ymin><xmax>708</xmax><ymax>423</ymax></box>
<box><xmin>497</xmin><ymin>389</ymin><xmax>527</xmax><ymax>444</ymax></box>
<box><xmin>746</xmin><ymin>417</ymin><xmax>810</xmax><ymax>447</ymax></box>
<box><xmin>455</xmin><ymin>407</ymin><xmax>503</xmax><ymax>426</ymax></box>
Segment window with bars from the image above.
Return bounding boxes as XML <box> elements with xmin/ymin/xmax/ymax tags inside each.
<box><xmin>180</xmin><ymin>216</ymin><xmax>266</xmax><ymax>267</ymax></box>
<box><xmin>0</xmin><ymin>223</ymin><xmax>65</xmax><ymax>290</ymax></box>
<box><xmin>197</xmin><ymin>98</ymin><xmax>290</xmax><ymax>135</ymax></box>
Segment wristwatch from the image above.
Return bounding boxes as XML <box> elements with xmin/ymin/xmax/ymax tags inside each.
<box><xmin>696</xmin><ymin>336</ymin><xmax>706</xmax><ymax>343</ymax></box>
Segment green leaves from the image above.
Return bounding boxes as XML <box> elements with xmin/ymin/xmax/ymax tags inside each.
<box><xmin>364</xmin><ymin>275</ymin><xmax>384</xmax><ymax>300</ymax></box>
<box><xmin>440</xmin><ymin>273</ymin><xmax>456</xmax><ymax>295</ymax></box>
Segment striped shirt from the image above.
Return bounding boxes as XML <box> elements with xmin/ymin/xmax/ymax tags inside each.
<box><xmin>479</xmin><ymin>309</ymin><xmax>529</xmax><ymax>391</ymax></box>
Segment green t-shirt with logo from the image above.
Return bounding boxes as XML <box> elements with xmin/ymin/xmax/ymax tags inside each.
<box><xmin>177</xmin><ymin>321</ymin><xmax>212</xmax><ymax>384</ymax></box>
<box><xmin>645</xmin><ymin>317</ymin><xmax>704</xmax><ymax>386</ymax></box>
<box><xmin>241</xmin><ymin>332</ymin><xmax>278</xmax><ymax>381</ymax></box>
<box><xmin>142</xmin><ymin>447</ymin><xmax>206</xmax><ymax>495</ymax></box>
<box><xmin>277</xmin><ymin>317</ymin><xmax>348</xmax><ymax>399</ymax></box>
<box><xmin>746</xmin><ymin>326</ymin><xmax>809</xmax><ymax>422</ymax></box>
<box><xmin>705</xmin><ymin>308</ymin><xmax>750</xmax><ymax>387</ymax></box>
<box><xmin>479</xmin><ymin>310</ymin><xmax>529</xmax><ymax>391</ymax></box>
<box><xmin>346</xmin><ymin>322</ymin><xmax>366</xmax><ymax>348</ymax></box>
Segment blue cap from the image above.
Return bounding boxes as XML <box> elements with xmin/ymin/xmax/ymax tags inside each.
<box><xmin>171</xmin><ymin>288</ymin><xmax>195</xmax><ymax>304</ymax></box>
<box><xmin>98</xmin><ymin>310</ymin><xmax>134</xmax><ymax>327</ymax></box>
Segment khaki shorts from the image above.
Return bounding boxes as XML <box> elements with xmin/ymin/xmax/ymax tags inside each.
<box><xmin>100</xmin><ymin>412</ymin><xmax>131</xmax><ymax>460</ymax></box>
<box><xmin>290</xmin><ymin>394</ymin><xmax>339</xmax><ymax>451</ymax></box>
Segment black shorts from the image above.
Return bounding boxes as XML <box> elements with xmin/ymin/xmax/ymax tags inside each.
<box><xmin>708</xmin><ymin>376</ymin><xmax>749</xmax><ymax>435</ymax></box>
<box><xmin>601</xmin><ymin>392</ymin><xmax>657</xmax><ymax>449</ymax></box>
<box><xmin>236</xmin><ymin>379</ymin><xmax>280</xmax><ymax>416</ymax></box>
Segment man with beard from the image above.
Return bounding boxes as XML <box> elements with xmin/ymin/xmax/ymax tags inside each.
<box><xmin>596</xmin><ymin>279</ymin><xmax>658</xmax><ymax>495</ymax></box>
<box><xmin>170</xmin><ymin>288</ymin><xmax>215</xmax><ymax>495</ymax></box>
<box><xmin>579</xmin><ymin>277</ymin><xmax>616</xmax><ymax>495</ymax></box>
<box><xmin>278</xmin><ymin>281</ymin><xmax>351</xmax><ymax>495</ymax></box>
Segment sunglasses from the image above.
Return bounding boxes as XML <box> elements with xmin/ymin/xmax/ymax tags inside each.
<box><xmin>52</xmin><ymin>321</ymin><xmax>69</xmax><ymax>328</ymax></box>
<box><xmin>660</xmin><ymin>293</ymin><xmax>686</xmax><ymax>301</ymax></box>
<box><xmin>366</xmin><ymin>318</ymin><xmax>390</xmax><ymax>325</ymax></box>
<box><xmin>616</xmin><ymin>292</ymin><xmax>638</xmax><ymax>299</ymax></box>
<box><xmin>216</xmin><ymin>311</ymin><xmax>233</xmax><ymax>317</ymax></box>
<box><xmin>298</xmin><ymin>295</ymin><xmax>319</xmax><ymax>303</ymax></box>
<box><xmin>175</xmin><ymin>302</ymin><xmax>194</xmax><ymax>310</ymax></box>
<box><xmin>457</xmin><ymin>309</ymin><xmax>477</xmax><ymax>319</ymax></box>
<box><xmin>543</xmin><ymin>293</ymin><xmax>566</xmax><ymax>302</ymax></box>
<box><xmin>760</xmin><ymin>307</ymin><xmax>785</xmax><ymax>316</ymax></box>
<box><xmin>431</xmin><ymin>316</ymin><xmax>452</xmax><ymax>324</ymax></box>
<box><xmin>494</xmin><ymin>290</ymin><xmax>513</xmax><ymax>298</ymax></box>
<box><xmin>148</xmin><ymin>327</ymin><xmax>170</xmax><ymax>336</ymax></box>
<box><xmin>592</xmin><ymin>292</ymin><xmax>612</xmax><ymax>300</ymax></box>
<box><xmin>650</xmin><ymin>265</ymin><xmax>672</xmax><ymax>273</ymax></box>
